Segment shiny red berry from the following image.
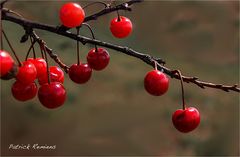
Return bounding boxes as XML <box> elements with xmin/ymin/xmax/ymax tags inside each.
<box><xmin>172</xmin><ymin>107</ymin><xmax>200</xmax><ymax>133</ymax></box>
<box><xmin>16</xmin><ymin>61</ymin><xmax>37</xmax><ymax>85</ymax></box>
<box><xmin>11</xmin><ymin>81</ymin><xmax>37</xmax><ymax>101</ymax></box>
<box><xmin>27</xmin><ymin>58</ymin><xmax>47</xmax><ymax>78</ymax></box>
<box><xmin>38</xmin><ymin>82</ymin><xmax>66</xmax><ymax>109</ymax></box>
<box><xmin>87</xmin><ymin>48</ymin><xmax>110</xmax><ymax>71</ymax></box>
<box><xmin>38</xmin><ymin>66</ymin><xmax>64</xmax><ymax>85</ymax></box>
<box><xmin>69</xmin><ymin>63</ymin><xmax>92</xmax><ymax>84</ymax></box>
<box><xmin>59</xmin><ymin>2</ymin><xmax>85</xmax><ymax>28</ymax></box>
<box><xmin>110</xmin><ymin>16</ymin><xmax>132</xmax><ymax>38</ymax></box>
<box><xmin>0</xmin><ymin>50</ymin><xmax>15</xmax><ymax>77</ymax></box>
<box><xmin>144</xmin><ymin>70</ymin><xmax>169</xmax><ymax>96</ymax></box>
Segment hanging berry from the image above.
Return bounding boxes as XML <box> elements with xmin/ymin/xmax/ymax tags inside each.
<box><xmin>59</xmin><ymin>2</ymin><xmax>85</xmax><ymax>28</ymax></box>
<box><xmin>11</xmin><ymin>81</ymin><xmax>37</xmax><ymax>101</ymax></box>
<box><xmin>69</xmin><ymin>27</ymin><xmax>92</xmax><ymax>84</ymax></box>
<box><xmin>38</xmin><ymin>66</ymin><xmax>64</xmax><ymax>85</ymax></box>
<box><xmin>110</xmin><ymin>16</ymin><xmax>133</xmax><ymax>38</ymax></box>
<box><xmin>144</xmin><ymin>61</ymin><xmax>169</xmax><ymax>96</ymax></box>
<box><xmin>0</xmin><ymin>50</ymin><xmax>15</xmax><ymax>77</ymax></box>
<box><xmin>27</xmin><ymin>58</ymin><xmax>47</xmax><ymax>78</ymax></box>
<box><xmin>16</xmin><ymin>61</ymin><xmax>37</xmax><ymax>85</ymax></box>
<box><xmin>37</xmin><ymin>45</ymin><xmax>66</xmax><ymax>109</ymax></box>
<box><xmin>171</xmin><ymin>70</ymin><xmax>200</xmax><ymax>133</ymax></box>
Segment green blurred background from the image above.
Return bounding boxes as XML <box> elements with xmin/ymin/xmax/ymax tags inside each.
<box><xmin>1</xmin><ymin>0</ymin><xmax>239</xmax><ymax>156</ymax></box>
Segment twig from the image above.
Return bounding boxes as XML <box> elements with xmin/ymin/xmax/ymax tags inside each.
<box><xmin>31</xmin><ymin>32</ymin><xmax>69</xmax><ymax>73</ymax></box>
<box><xmin>83</xmin><ymin>0</ymin><xmax>142</xmax><ymax>22</ymax></box>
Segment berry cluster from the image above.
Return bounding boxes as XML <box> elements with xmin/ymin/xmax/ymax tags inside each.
<box><xmin>0</xmin><ymin>49</ymin><xmax>67</xmax><ymax>109</ymax></box>
<box><xmin>0</xmin><ymin>2</ymin><xmax>200</xmax><ymax>133</ymax></box>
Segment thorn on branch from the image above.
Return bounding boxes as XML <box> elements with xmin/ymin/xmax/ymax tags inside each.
<box><xmin>233</xmin><ymin>84</ymin><xmax>238</xmax><ymax>88</ymax></box>
<box><xmin>154</xmin><ymin>57</ymin><xmax>166</xmax><ymax>65</ymax></box>
<box><xmin>223</xmin><ymin>89</ymin><xmax>229</xmax><ymax>92</ymax></box>
<box><xmin>57</xmin><ymin>25</ymin><xmax>69</xmax><ymax>32</ymax></box>
<box><xmin>215</xmin><ymin>84</ymin><xmax>222</xmax><ymax>88</ymax></box>
<box><xmin>192</xmin><ymin>77</ymin><xmax>198</xmax><ymax>80</ymax></box>
<box><xmin>196</xmin><ymin>83</ymin><xmax>205</xmax><ymax>89</ymax></box>
<box><xmin>20</xmin><ymin>34</ymin><xmax>29</xmax><ymax>43</ymax></box>
<box><xmin>123</xmin><ymin>47</ymin><xmax>130</xmax><ymax>52</ymax></box>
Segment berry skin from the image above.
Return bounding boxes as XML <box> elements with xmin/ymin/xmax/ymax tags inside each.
<box><xmin>1</xmin><ymin>64</ymin><xmax>18</xmax><ymax>80</ymax></box>
<box><xmin>144</xmin><ymin>70</ymin><xmax>169</xmax><ymax>96</ymax></box>
<box><xmin>0</xmin><ymin>50</ymin><xmax>15</xmax><ymax>77</ymax></box>
<box><xmin>59</xmin><ymin>2</ymin><xmax>85</xmax><ymax>28</ymax></box>
<box><xmin>69</xmin><ymin>63</ymin><xmax>92</xmax><ymax>84</ymax></box>
<box><xmin>87</xmin><ymin>48</ymin><xmax>110</xmax><ymax>71</ymax></box>
<box><xmin>27</xmin><ymin>58</ymin><xmax>47</xmax><ymax>78</ymax></box>
<box><xmin>11</xmin><ymin>81</ymin><xmax>37</xmax><ymax>101</ymax></box>
<box><xmin>38</xmin><ymin>82</ymin><xmax>66</xmax><ymax>109</ymax></box>
<box><xmin>38</xmin><ymin>66</ymin><xmax>64</xmax><ymax>85</ymax></box>
<box><xmin>110</xmin><ymin>16</ymin><xmax>133</xmax><ymax>38</ymax></box>
<box><xmin>16</xmin><ymin>61</ymin><xmax>37</xmax><ymax>85</ymax></box>
<box><xmin>172</xmin><ymin>107</ymin><xmax>200</xmax><ymax>133</ymax></box>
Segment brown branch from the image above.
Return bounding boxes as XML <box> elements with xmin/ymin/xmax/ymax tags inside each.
<box><xmin>31</xmin><ymin>32</ymin><xmax>69</xmax><ymax>73</ymax></box>
<box><xmin>1</xmin><ymin>2</ymin><xmax>239</xmax><ymax>93</ymax></box>
<box><xmin>170</xmin><ymin>73</ymin><xmax>239</xmax><ymax>93</ymax></box>
<box><xmin>83</xmin><ymin>0</ymin><xmax>143</xmax><ymax>22</ymax></box>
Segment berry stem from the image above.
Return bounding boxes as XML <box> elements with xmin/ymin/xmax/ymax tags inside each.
<box><xmin>30</xmin><ymin>36</ymin><xmax>36</xmax><ymax>59</ymax></box>
<box><xmin>42</xmin><ymin>44</ymin><xmax>51</xmax><ymax>84</ymax></box>
<box><xmin>83</xmin><ymin>1</ymin><xmax>108</xmax><ymax>9</ymax></box>
<box><xmin>174</xmin><ymin>70</ymin><xmax>186</xmax><ymax>110</ymax></box>
<box><xmin>154</xmin><ymin>60</ymin><xmax>158</xmax><ymax>71</ymax></box>
<box><xmin>40</xmin><ymin>45</ymin><xmax>44</xmax><ymax>59</ymax></box>
<box><xmin>76</xmin><ymin>27</ymin><xmax>80</xmax><ymax>65</ymax></box>
<box><xmin>2</xmin><ymin>30</ymin><xmax>22</xmax><ymax>66</ymax></box>
<box><xmin>81</xmin><ymin>23</ymin><xmax>98</xmax><ymax>52</ymax></box>
<box><xmin>111</xmin><ymin>0</ymin><xmax>121</xmax><ymax>21</ymax></box>
<box><xmin>25</xmin><ymin>38</ymin><xmax>37</xmax><ymax>61</ymax></box>
<box><xmin>116</xmin><ymin>9</ymin><xmax>121</xmax><ymax>21</ymax></box>
<box><xmin>0</xmin><ymin>5</ymin><xmax>3</xmax><ymax>50</ymax></box>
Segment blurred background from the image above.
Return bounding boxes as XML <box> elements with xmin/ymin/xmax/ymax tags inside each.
<box><xmin>1</xmin><ymin>0</ymin><xmax>239</xmax><ymax>156</ymax></box>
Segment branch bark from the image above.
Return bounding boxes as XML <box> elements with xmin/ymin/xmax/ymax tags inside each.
<box><xmin>1</xmin><ymin>1</ymin><xmax>239</xmax><ymax>93</ymax></box>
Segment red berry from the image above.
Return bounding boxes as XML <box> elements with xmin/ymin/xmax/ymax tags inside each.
<box><xmin>69</xmin><ymin>63</ymin><xmax>92</xmax><ymax>84</ymax></box>
<box><xmin>27</xmin><ymin>58</ymin><xmax>47</xmax><ymax>78</ymax></box>
<box><xmin>110</xmin><ymin>16</ymin><xmax>132</xmax><ymax>38</ymax></box>
<box><xmin>38</xmin><ymin>66</ymin><xmax>64</xmax><ymax>85</ymax></box>
<box><xmin>0</xmin><ymin>50</ymin><xmax>14</xmax><ymax>77</ymax></box>
<box><xmin>87</xmin><ymin>48</ymin><xmax>110</xmax><ymax>71</ymax></box>
<box><xmin>59</xmin><ymin>2</ymin><xmax>85</xmax><ymax>28</ymax></box>
<box><xmin>11</xmin><ymin>81</ymin><xmax>37</xmax><ymax>101</ymax></box>
<box><xmin>38</xmin><ymin>82</ymin><xmax>66</xmax><ymax>109</ymax></box>
<box><xmin>16</xmin><ymin>61</ymin><xmax>37</xmax><ymax>85</ymax></box>
<box><xmin>172</xmin><ymin>107</ymin><xmax>200</xmax><ymax>133</ymax></box>
<box><xmin>144</xmin><ymin>70</ymin><xmax>169</xmax><ymax>96</ymax></box>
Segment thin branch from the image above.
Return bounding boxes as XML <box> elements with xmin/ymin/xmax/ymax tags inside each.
<box><xmin>1</xmin><ymin>2</ymin><xmax>239</xmax><ymax>93</ymax></box>
<box><xmin>83</xmin><ymin>0</ymin><xmax>143</xmax><ymax>22</ymax></box>
<box><xmin>32</xmin><ymin>32</ymin><xmax>69</xmax><ymax>73</ymax></box>
<box><xmin>82</xmin><ymin>1</ymin><xmax>108</xmax><ymax>9</ymax></box>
